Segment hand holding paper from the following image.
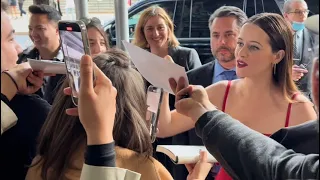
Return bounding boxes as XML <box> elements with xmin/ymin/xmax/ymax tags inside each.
<box><xmin>122</xmin><ymin>41</ymin><xmax>189</xmax><ymax>94</ymax></box>
<box><xmin>28</xmin><ymin>58</ymin><xmax>67</xmax><ymax>74</ymax></box>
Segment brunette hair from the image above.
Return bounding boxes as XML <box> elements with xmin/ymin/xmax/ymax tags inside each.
<box><xmin>246</xmin><ymin>13</ymin><xmax>299</xmax><ymax>101</ymax></box>
<box><xmin>33</xmin><ymin>48</ymin><xmax>152</xmax><ymax>179</ymax></box>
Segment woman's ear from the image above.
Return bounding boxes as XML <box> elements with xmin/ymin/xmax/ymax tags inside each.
<box><xmin>274</xmin><ymin>50</ymin><xmax>285</xmax><ymax>64</ymax></box>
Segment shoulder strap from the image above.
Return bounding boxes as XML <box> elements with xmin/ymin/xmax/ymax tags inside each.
<box><xmin>285</xmin><ymin>93</ymin><xmax>299</xmax><ymax>127</ymax></box>
<box><xmin>222</xmin><ymin>81</ymin><xmax>232</xmax><ymax>112</ymax></box>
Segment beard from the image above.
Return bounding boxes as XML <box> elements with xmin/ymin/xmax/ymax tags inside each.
<box><xmin>213</xmin><ymin>46</ymin><xmax>235</xmax><ymax>62</ymax></box>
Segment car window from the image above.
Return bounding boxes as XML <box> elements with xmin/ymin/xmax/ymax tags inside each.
<box><xmin>305</xmin><ymin>0</ymin><xmax>319</xmax><ymax>16</ymax></box>
<box><xmin>190</xmin><ymin>0</ymin><xmax>284</xmax><ymax>38</ymax></box>
<box><xmin>172</xmin><ymin>0</ymin><xmax>191</xmax><ymax>38</ymax></box>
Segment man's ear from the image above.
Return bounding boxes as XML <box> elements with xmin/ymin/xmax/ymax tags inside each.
<box><xmin>273</xmin><ymin>50</ymin><xmax>285</xmax><ymax>64</ymax></box>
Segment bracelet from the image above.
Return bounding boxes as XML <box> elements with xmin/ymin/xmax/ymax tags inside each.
<box><xmin>2</xmin><ymin>71</ymin><xmax>19</xmax><ymax>91</ymax></box>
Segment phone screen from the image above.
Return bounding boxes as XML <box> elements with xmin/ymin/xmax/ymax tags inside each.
<box><xmin>146</xmin><ymin>86</ymin><xmax>163</xmax><ymax>142</ymax></box>
<box><xmin>59</xmin><ymin>22</ymin><xmax>88</xmax><ymax>105</ymax></box>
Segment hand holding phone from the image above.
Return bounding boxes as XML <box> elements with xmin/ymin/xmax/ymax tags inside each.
<box><xmin>292</xmin><ymin>64</ymin><xmax>308</xmax><ymax>81</ymax></box>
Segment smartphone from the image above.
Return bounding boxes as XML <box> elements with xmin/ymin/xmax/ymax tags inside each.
<box><xmin>146</xmin><ymin>85</ymin><xmax>164</xmax><ymax>143</ymax></box>
<box><xmin>59</xmin><ymin>20</ymin><xmax>91</xmax><ymax>106</ymax></box>
<box><xmin>293</xmin><ymin>58</ymin><xmax>300</xmax><ymax>66</ymax></box>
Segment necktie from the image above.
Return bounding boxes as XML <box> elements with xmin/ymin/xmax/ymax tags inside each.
<box><xmin>223</xmin><ymin>70</ymin><xmax>236</xmax><ymax>81</ymax></box>
<box><xmin>293</xmin><ymin>33</ymin><xmax>300</xmax><ymax>59</ymax></box>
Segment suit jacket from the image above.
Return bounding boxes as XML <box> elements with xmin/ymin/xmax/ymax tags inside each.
<box><xmin>295</xmin><ymin>29</ymin><xmax>317</xmax><ymax>99</ymax></box>
<box><xmin>168</xmin><ymin>46</ymin><xmax>202</xmax><ymax>72</ymax></box>
<box><xmin>80</xmin><ymin>165</ymin><xmax>141</xmax><ymax>180</ymax></box>
<box><xmin>270</xmin><ymin>120</ymin><xmax>319</xmax><ymax>154</ymax></box>
<box><xmin>1</xmin><ymin>94</ymin><xmax>51</xmax><ymax>180</ymax></box>
<box><xmin>171</xmin><ymin>61</ymin><xmax>215</xmax><ymax>180</ymax></box>
<box><xmin>18</xmin><ymin>46</ymin><xmax>66</xmax><ymax>104</ymax></box>
<box><xmin>26</xmin><ymin>146</ymin><xmax>173</xmax><ymax>180</ymax></box>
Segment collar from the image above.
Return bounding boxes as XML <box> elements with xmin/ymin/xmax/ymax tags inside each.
<box><xmin>294</xmin><ymin>30</ymin><xmax>303</xmax><ymax>39</ymax></box>
<box><xmin>35</xmin><ymin>46</ymin><xmax>64</xmax><ymax>62</ymax></box>
<box><xmin>214</xmin><ymin>59</ymin><xmax>236</xmax><ymax>77</ymax></box>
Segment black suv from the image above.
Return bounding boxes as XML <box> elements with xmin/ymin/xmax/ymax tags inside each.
<box><xmin>104</xmin><ymin>0</ymin><xmax>319</xmax><ymax>64</ymax></box>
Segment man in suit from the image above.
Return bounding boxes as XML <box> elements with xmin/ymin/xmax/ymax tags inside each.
<box><xmin>171</xmin><ymin>6</ymin><xmax>248</xmax><ymax>180</ymax></box>
<box><xmin>283</xmin><ymin>0</ymin><xmax>317</xmax><ymax>100</ymax></box>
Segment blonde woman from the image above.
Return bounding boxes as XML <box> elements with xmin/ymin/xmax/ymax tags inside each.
<box><xmin>133</xmin><ymin>6</ymin><xmax>202</xmax><ymax>72</ymax></box>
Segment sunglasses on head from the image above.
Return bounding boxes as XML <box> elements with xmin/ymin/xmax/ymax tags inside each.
<box><xmin>79</xmin><ymin>17</ymin><xmax>102</xmax><ymax>25</ymax></box>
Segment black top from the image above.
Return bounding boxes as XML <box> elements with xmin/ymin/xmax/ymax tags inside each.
<box><xmin>270</xmin><ymin>120</ymin><xmax>319</xmax><ymax>154</ymax></box>
<box><xmin>85</xmin><ymin>142</ymin><xmax>116</xmax><ymax>167</ymax></box>
<box><xmin>196</xmin><ymin>110</ymin><xmax>319</xmax><ymax>180</ymax></box>
<box><xmin>0</xmin><ymin>94</ymin><xmax>51</xmax><ymax>180</ymax></box>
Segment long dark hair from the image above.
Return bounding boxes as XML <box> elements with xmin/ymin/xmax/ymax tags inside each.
<box><xmin>33</xmin><ymin>49</ymin><xmax>153</xmax><ymax>180</ymax></box>
<box><xmin>246</xmin><ymin>13</ymin><xmax>299</xmax><ymax>102</ymax></box>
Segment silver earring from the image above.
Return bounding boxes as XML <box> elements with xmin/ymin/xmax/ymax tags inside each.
<box><xmin>273</xmin><ymin>63</ymin><xmax>277</xmax><ymax>75</ymax></box>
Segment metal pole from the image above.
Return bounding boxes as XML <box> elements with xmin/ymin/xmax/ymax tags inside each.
<box><xmin>114</xmin><ymin>0</ymin><xmax>129</xmax><ymax>50</ymax></box>
<box><xmin>74</xmin><ymin>0</ymin><xmax>89</xmax><ymax>20</ymax></box>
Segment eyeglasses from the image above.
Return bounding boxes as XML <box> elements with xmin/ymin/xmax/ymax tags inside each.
<box><xmin>288</xmin><ymin>10</ymin><xmax>310</xmax><ymax>15</ymax></box>
<box><xmin>79</xmin><ymin>17</ymin><xmax>102</xmax><ymax>26</ymax></box>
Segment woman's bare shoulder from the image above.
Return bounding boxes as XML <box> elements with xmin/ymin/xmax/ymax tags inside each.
<box><xmin>290</xmin><ymin>94</ymin><xmax>317</xmax><ymax>126</ymax></box>
<box><xmin>206</xmin><ymin>80</ymin><xmax>240</xmax><ymax>108</ymax></box>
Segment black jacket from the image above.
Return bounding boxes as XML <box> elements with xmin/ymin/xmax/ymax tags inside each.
<box><xmin>270</xmin><ymin>120</ymin><xmax>319</xmax><ymax>154</ymax></box>
<box><xmin>196</xmin><ymin>110</ymin><xmax>319</xmax><ymax>180</ymax></box>
<box><xmin>0</xmin><ymin>94</ymin><xmax>51</xmax><ymax>179</ymax></box>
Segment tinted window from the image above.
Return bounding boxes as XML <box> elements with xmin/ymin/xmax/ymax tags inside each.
<box><xmin>305</xmin><ymin>0</ymin><xmax>319</xmax><ymax>16</ymax></box>
<box><xmin>172</xmin><ymin>0</ymin><xmax>191</xmax><ymax>38</ymax></box>
<box><xmin>190</xmin><ymin>0</ymin><xmax>284</xmax><ymax>38</ymax></box>
<box><xmin>190</xmin><ymin>0</ymin><xmax>244</xmax><ymax>38</ymax></box>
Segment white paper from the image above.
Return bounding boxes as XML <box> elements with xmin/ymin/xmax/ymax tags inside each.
<box><xmin>28</xmin><ymin>58</ymin><xmax>67</xmax><ymax>74</ymax></box>
<box><xmin>122</xmin><ymin>41</ymin><xmax>189</xmax><ymax>94</ymax></box>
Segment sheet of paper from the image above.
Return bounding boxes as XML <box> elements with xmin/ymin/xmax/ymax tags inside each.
<box><xmin>122</xmin><ymin>41</ymin><xmax>189</xmax><ymax>94</ymax></box>
<box><xmin>28</xmin><ymin>58</ymin><xmax>67</xmax><ymax>74</ymax></box>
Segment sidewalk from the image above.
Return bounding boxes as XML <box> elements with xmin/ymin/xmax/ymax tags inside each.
<box><xmin>13</xmin><ymin>13</ymin><xmax>115</xmax><ymax>34</ymax></box>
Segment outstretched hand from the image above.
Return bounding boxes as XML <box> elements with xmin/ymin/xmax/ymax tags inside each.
<box><xmin>168</xmin><ymin>77</ymin><xmax>216</xmax><ymax>122</ymax></box>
